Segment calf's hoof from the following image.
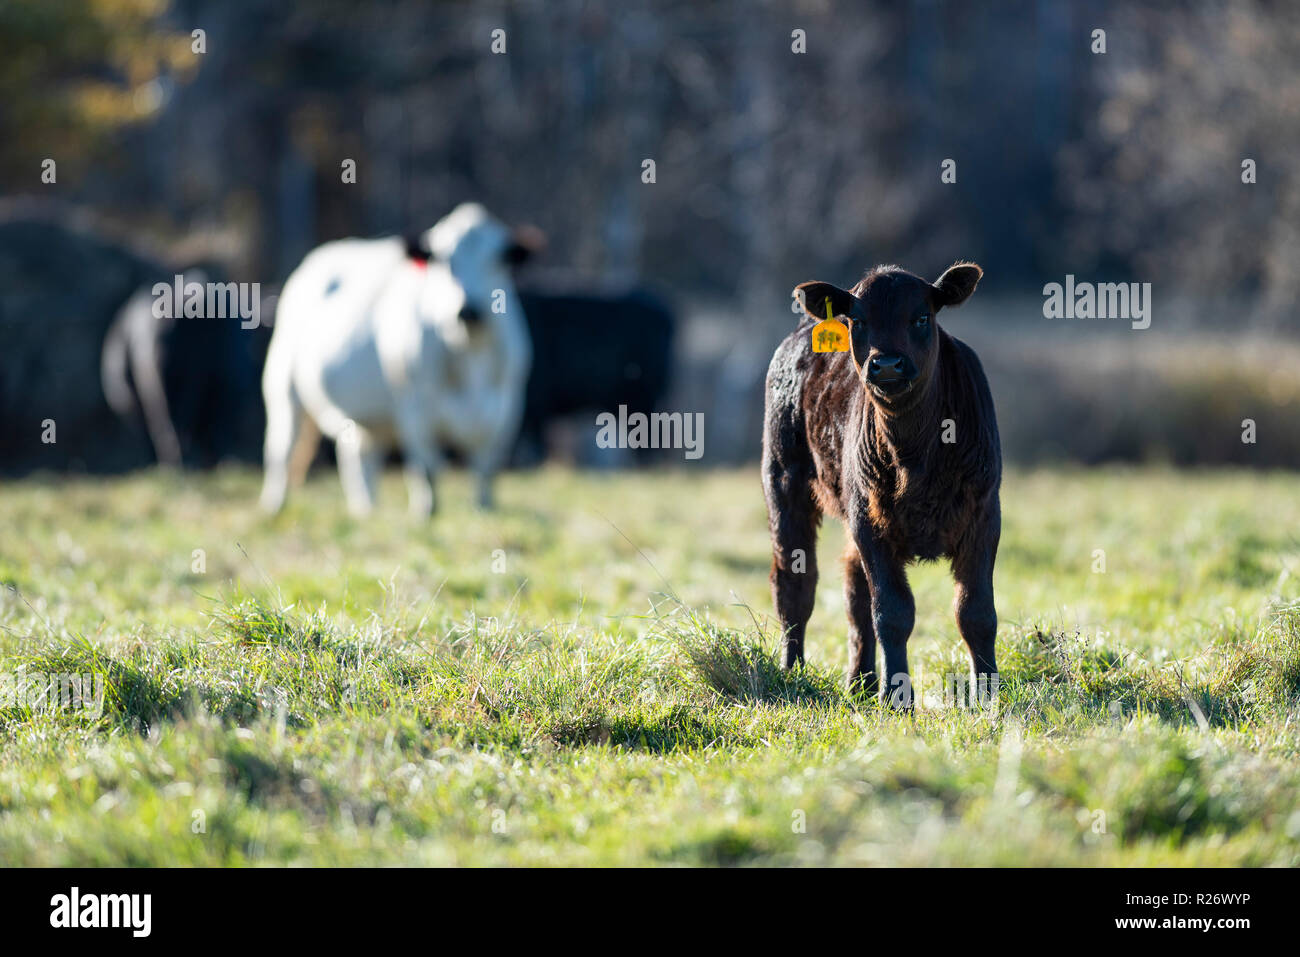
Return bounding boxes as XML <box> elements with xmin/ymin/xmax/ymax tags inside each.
<box><xmin>880</xmin><ymin>672</ymin><xmax>916</xmax><ymax>711</ymax></box>
<box><xmin>845</xmin><ymin>670</ymin><xmax>879</xmax><ymax>700</ymax></box>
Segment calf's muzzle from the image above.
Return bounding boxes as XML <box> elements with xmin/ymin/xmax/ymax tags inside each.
<box><xmin>866</xmin><ymin>353</ymin><xmax>916</xmax><ymax>395</ymax></box>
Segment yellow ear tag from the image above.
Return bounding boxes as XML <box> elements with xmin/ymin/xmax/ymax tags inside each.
<box><xmin>811</xmin><ymin>300</ymin><xmax>850</xmax><ymax>353</ymax></box>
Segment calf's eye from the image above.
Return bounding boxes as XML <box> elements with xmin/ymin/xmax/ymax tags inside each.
<box><xmin>913</xmin><ymin>314</ymin><xmax>931</xmax><ymax>328</ymax></box>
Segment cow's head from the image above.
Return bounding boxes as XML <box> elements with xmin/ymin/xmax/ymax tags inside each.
<box><xmin>795</xmin><ymin>262</ymin><xmax>982</xmax><ymax>408</ymax></box>
<box><xmin>409</xmin><ymin>203</ymin><xmax>544</xmax><ymax>333</ymax></box>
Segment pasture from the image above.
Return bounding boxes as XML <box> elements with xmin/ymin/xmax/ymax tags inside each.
<box><xmin>1</xmin><ymin>465</ymin><xmax>1298</xmax><ymax>865</ymax></box>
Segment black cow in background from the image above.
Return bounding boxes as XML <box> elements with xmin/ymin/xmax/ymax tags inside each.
<box><xmin>0</xmin><ymin>206</ymin><xmax>162</xmax><ymax>474</ymax></box>
<box><xmin>513</xmin><ymin>283</ymin><xmax>676</xmax><ymax>465</ymax></box>
<box><xmin>101</xmin><ymin>266</ymin><xmax>272</xmax><ymax>467</ymax></box>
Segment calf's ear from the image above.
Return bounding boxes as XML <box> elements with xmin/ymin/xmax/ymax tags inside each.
<box><xmin>504</xmin><ymin>225</ymin><xmax>547</xmax><ymax>266</ymax></box>
<box><xmin>795</xmin><ymin>281</ymin><xmax>857</xmax><ymax>321</ymax></box>
<box><xmin>932</xmin><ymin>262</ymin><xmax>982</xmax><ymax>307</ymax></box>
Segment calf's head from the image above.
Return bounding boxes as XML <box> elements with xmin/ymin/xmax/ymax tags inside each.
<box><xmin>411</xmin><ymin>203</ymin><xmax>544</xmax><ymax>331</ymax></box>
<box><xmin>795</xmin><ymin>262</ymin><xmax>982</xmax><ymax>407</ymax></box>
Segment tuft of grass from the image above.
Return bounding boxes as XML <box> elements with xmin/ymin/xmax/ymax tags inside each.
<box><xmin>669</xmin><ymin>606</ymin><xmax>841</xmax><ymax>704</ymax></box>
<box><xmin>213</xmin><ymin>597</ymin><xmax>330</xmax><ymax>649</ymax></box>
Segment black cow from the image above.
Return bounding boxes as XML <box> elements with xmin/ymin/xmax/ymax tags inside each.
<box><xmin>514</xmin><ymin>284</ymin><xmax>675</xmax><ymax>465</ymax></box>
<box><xmin>101</xmin><ymin>266</ymin><xmax>269</xmax><ymax>467</ymax></box>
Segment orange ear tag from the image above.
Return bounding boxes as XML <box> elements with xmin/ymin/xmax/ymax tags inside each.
<box><xmin>811</xmin><ymin>300</ymin><xmax>850</xmax><ymax>352</ymax></box>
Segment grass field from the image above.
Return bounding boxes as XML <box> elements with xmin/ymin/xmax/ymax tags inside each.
<box><xmin>1</xmin><ymin>465</ymin><xmax>1299</xmax><ymax>866</ymax></box>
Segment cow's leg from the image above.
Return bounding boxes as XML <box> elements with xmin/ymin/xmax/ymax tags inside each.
<box><xmin>843</xmin><ymin>542</ymin><xmax>878</xmax><ymax>698</ymax></box>
<box><xmin>952</xmin><ymin>509</ymin><xmax>1001</xmax><ymax>708</ymax></box>
<box><xmin>336</xmin><ymin>425</ymin><xmax>379</xmax><ymax>517</ymax></box>
<box><xmin>469</xmin><ymin>438</ymin><xmax>506</xmax><ymax>509</ymax></box>
<box><xmin>471</xmin><ymin>458</ymin><xmax>495</xmax><ymax>510</ymax></box>
<box><xmin>855</xmin><ymin>532</ymin><xmax>915</xmax><ymax>708</ymax></box>
<box><xmin>763</xmin><ymin>455</ymin><xmax>819</xmax><ymax>670</ymax></box>
<box><xmin>393</xmin><ymin>396</ymin><xmax>440</xmax><ymax>518</ymax></box>
<box><xmin>259</xmin><ymin>364</ymin><xmax>304</xmax><ymax>514</ymax></box>
<box><xmin>403</xmin><ymin>449</ymin><xmax>441</xmax><ymax>518</ymax></box>
<box><xmin>359</xmin><ymin>443</ymin><xmax>382</xmax><ymax>508</ymax></box>
<box><xmin>511</xmin><ymin>404</ymin><xmax>546</xmax><ymax>468</ymax></box>
<box><xmin>467</xmin><ymin>431</ymin><xmax>499</xmax><ymax>510</ymax></box>
<box><xmin>470</xmin><ymin>385</ymin><xmax>526</xmax><ymax>510</ymax></box>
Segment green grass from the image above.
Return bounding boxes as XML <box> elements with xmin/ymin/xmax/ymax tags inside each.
<box><xmin>1</xmin><ymin>465</ymin><xmax>1299</xmax><ymax>865</ymax></box>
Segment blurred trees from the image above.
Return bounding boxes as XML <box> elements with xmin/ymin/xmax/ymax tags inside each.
<box><xmin>0</xmin><ymin>0</ymin><xmax>195</xmax><ymax>184</ymax></box>
<box><xmin>3</xmin><ymin>0</ymin><xmax>1297</xmax><ymax>321</ymax></box>
<box><xmin>1060</xmin><ymin>0</ymin><xmax>1300</xmax><ymax>323</ymax></box>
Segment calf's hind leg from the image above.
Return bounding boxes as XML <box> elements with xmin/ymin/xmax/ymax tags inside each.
<box><xmin>763</xmin><ymin>459</ymin><xmax>819</xmax><ymax>670</ymax></box>
<box><xmin>952</xmin><ymin>517</ymin><xmax>1000</xmax><ymax>703</ymax></box>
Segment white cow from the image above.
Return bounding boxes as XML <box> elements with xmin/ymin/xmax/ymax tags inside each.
<box><xmin>259</xmin><ymin>203</ymin><xmax>536</xmax><ymax>516</ymax></box>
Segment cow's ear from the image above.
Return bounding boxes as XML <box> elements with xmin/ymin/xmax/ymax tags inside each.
<box><xmin>404</xmin><ymin>232</ymin><xmax>432</xmax><ymax>262</ymax></box>
<box><xmin>504</xmin><ymin>225</ymin><xmax>546</xmax><ymax>266</ymax></box>
<box><xmin>795</xmin><ymin>281</ymin><xmax>857</xmax><ymax>321</ymax></box>
<box><xmin>932</xmin><ymin>262</ymin><xmax>982</xmax><ymax>307</ymax></box>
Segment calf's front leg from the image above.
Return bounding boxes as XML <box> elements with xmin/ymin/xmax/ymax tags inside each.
<box><xmin>856</xmin><ymin>532</ymin><xmax>915</xmax><ymax>708</ymax></box>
